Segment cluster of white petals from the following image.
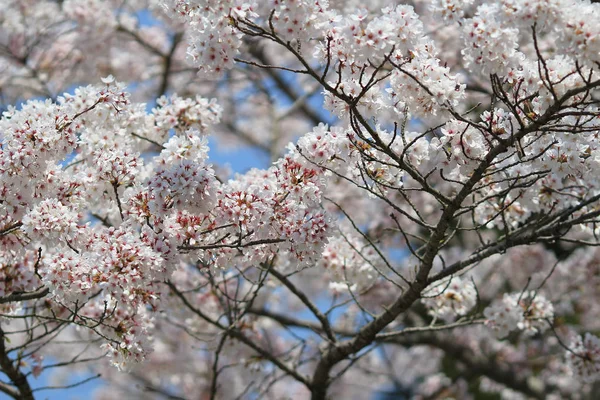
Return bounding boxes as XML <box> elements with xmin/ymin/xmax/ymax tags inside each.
<box><xmin>2</xmin><ymin>0</ymin><xmax>600</xmax><ymax>398</ymax></box>
<box><xmin>422</xmin><ymin>276</ymin><xmax>477</xmax><ymax>322</ymax></box>
<box><xmin>0</xmin><ymin>76</ymin><xmax>335</xmax><ymax>368</ymax></box>
<box><xmin>566</xmin><ymin>333</ymin><xmax>600</xmax><ymax>383</ymax></box>
<box><xmin>484</xmin><ymin>291</ymin><xmax>554</xmax><ymax>338</ymax></box>
<box><xmin>319</xmin><ymin>233</ymin><xmax>379</xmax><ymax>293</ymax></box>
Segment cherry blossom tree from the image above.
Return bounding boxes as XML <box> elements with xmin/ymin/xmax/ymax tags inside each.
<box><xmin>2</xmin><ymin>0</ymin><xmax>600</xmax><ymax>399</ymax></box>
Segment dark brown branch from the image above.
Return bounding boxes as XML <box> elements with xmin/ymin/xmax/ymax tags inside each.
<box><xmin>0</xmin><ymin>286</ymin><xmax>49</xmax><ymax>304</ymax></box>
<box><xmin>0</xmin><ymin>222</ymin><xmax>22</xmax><ymax>237</ymax></box>
<box><xmin>166</xmin><ymin>281</ymin><xmax>312</xmax><ymax>387</ymax></box>
<box><xmin>268</xmin><ymin>268</ymin><xmax>337</xmax><ymax>343</ymax></box>
<box><xmin>0</xmin><ymin>325</ymin><xmax>34</xmax><ymax>400</ymax></box>
<box><xmin>209</xmin><ymin>334</ymin><xmax>228</xmax><ymax>400</ymax></box>
<box><xmin>157</xmin><ymin>32</ymin><xmax>184</xmax><ymax>98</ymax></box>
<box><xmin>179</xmin><ymin>237</ymin><xmax>286</xmax><ymax>251</ymax></box>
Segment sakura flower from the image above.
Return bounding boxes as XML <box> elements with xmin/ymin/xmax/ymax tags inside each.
<box><xmin>484</xmin><ymin>293</ymin><xmax>524</xmax><ymax>338</ymax></box>
<box><xmin>422</xmin><ymin>277</ymin><xmax>477</xmax><ymax>322</ymax></box>
<box><xmin>484</xmin><ymin>291</ymin><xmax>554</xmax><ymax>338</ymax></box>
<box><xmin>22</xmin><ymin>199</ymin><xmax>79</xmax><ymax>244</ymax></box>
<box><xmin>566</xmin><ymin>333</ymin><xmax>600</xmax><ymax>383</ymax></box>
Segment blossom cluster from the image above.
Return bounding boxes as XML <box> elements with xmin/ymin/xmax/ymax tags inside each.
<box><xmin>153</xmin><ymin>94</ymin><xmax>223</xmax><ymax>136</ymax></box>
<box><xmin>422</xmin><ymin>276</ymin><xmax>477</xmax><ymax>322</ymax></box>
<box><xmin>161</xmin><ymin>0</ymin><xmax>249</xmax><ymax>75</ymax></box>
<box><xmin>318</xmin><ymin>233</ymin><xmax>379</xmax><ymax>293</ymax></box>
<box><xmin>0</xmin><ymin>77</ymin><xmax>332</xmax><ymax>368</ymax></box>
<box><xmin>319</xmin><ymin>5</ymin><xmax>465</xmax><ymax>122</ymax></box>
<box><xmin>484</xmin><ymin>291</ymin><xmax>554</xmax><ymax>338</ymax></box>
<box><xmin>2</xmin><ymin>0</ymin><xmax>600</xmax><ymax>396</ymax></box>
<box><xmin>566</xmin><ymin>333</ymin><xmax>600</xmax><ymax>383</ymax></box>
<box><xmin>162</xmin><ymin>0</ymin><xmax>338</xmax><ymax>77</ymax></box>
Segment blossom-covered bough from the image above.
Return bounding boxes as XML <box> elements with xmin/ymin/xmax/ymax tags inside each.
<box><xmin>2</xmin><ymin>0</ymin><xmax>600</xmax><ymax>399</ymax></box>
